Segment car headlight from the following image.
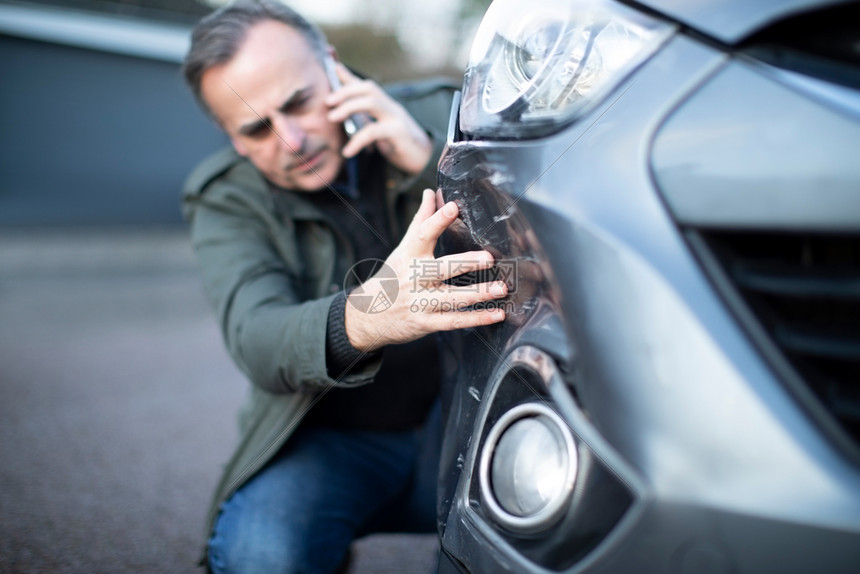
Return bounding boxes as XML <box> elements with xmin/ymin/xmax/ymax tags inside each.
<box><xmin>460</xmin><ymin>0</ymin><xmax>673</xmax><ymax>138</ymax></box>
<box><xmin>479</xmin><ymin>403</ymin><xmax>578</xmax><ymax>533</ymax></box>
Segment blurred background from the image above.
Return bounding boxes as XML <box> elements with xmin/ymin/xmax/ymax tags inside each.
<box><xmin>0</xmin><ymin>0</ymin><xmax>489</xmax><ymax>572</ymax></box>
<box><xmin>0</xmin><ymin>0</ymin><xmax>491</xmax><ymax>226</ymax></box>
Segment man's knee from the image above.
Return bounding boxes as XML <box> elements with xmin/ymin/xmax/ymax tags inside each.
<box><xmin>208</xmin><ymin>495</ymin><xmax>352</xmax><ymax>574</ymax></box>
<box><xmin>208</xmin><ymin>528</ymin><xmax>348</xmax><ymax>574</ymax></box>
<box><xmin>208</xmin><ymin>537</ymin><xmax>293</xmax><ymax>574</ymax></box>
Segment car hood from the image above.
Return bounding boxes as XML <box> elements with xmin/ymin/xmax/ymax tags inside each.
<box><xmin>632</xmin><ymin>0</ymin><xmax>855</xmax><ymax>43</ymax></box>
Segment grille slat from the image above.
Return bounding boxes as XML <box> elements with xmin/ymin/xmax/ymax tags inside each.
<box><xmin>831</xmin><ymin>392</ymin><xmax>860</xmax><ymax>424</ymax></box>
<box><xmin>733</xmin><ymin>264</ymin><xmax>860</xmax><ymax>300</ymax></box>
<box><xmin>700</xmin><ymin>231</ymin><xmax>860</xmax><ymax>455</ymax></box>
<box><xmin>774</xmin><ymin>326</ymin><xmax>860</xmax><ymax>361</ymax></box>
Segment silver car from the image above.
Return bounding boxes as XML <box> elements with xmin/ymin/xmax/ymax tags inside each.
<box><xmin>435</xmin><ymin>0</ymin><xmax>860</xmax><ymax>572</ymax></box>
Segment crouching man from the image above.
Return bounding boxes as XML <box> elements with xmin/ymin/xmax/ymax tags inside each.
<box><xmin>181</xmin><ymin>1</ymin><xmax>508</xmax><ymax>572</ymax></box>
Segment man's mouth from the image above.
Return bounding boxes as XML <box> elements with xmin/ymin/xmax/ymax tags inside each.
<box><xmin>286</xmin><ymin>147</ymin><xmax>326</xmax><ymax>173</ymax></box>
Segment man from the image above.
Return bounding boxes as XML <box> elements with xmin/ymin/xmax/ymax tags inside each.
<box><xmin>181</xmin><ymin>1</ymin><xmax>507</xmax><ymax>572</ymax></box>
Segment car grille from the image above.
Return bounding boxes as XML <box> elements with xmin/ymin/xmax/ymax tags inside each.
<box><xmin>694</xmin><ymin>231</ymin><xmax>860</xmax><ymax>457</ymax></box>
<box><xmin>743</xmin><ymin>2</ymin><xmax>860</xmax><ymax>90</ymax></box>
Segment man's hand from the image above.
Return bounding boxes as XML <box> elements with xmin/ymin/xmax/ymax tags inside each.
<box><xmin>345</xmin><ymin>189</ymin><xmax>508</xmax><ymax>352</ymax></box>
<box><xmin>325</xmin><ymin>63</ymin><xmax>433</xmax><ymax>176</ymax></box>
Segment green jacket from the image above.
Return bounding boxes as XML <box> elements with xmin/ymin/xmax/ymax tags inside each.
<box><xmin>181</xmin><ymin>79</ymin><xmax>457</xmax><ymax>551</ymax></box>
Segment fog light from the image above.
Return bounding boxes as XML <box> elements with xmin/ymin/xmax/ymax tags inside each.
<box><xmin>480</xmin><ymin>403</ymin><xmax>577</xmax><ymax>533</ymax></box>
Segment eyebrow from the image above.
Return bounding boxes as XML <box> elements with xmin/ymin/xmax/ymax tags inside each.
<box><xmin>237</xmin><ymin>118</ymin><xmax>269</xmax><ymax>136</ymax></box>
<box><xmin>236</xmin><ymin>87</ymin><xmax>314</xmax><ymax>136</ymax></box>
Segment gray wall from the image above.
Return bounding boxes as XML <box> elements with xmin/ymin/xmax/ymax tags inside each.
<box><xmin>0</xmin><ymin>23</ymin><xmax>227</xmax><ymax>227</ymax></box>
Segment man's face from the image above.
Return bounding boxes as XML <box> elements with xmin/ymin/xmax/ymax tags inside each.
<box><xmin>200</xmin><ymin>20</ymin><xmax>346</xmax><ymax>191</ymax></box>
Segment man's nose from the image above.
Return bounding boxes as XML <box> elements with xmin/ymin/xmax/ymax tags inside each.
<box><xmin>271</xmin><ymin>114</ymin><xmax>305</xmax><ymax>154</ymax></box>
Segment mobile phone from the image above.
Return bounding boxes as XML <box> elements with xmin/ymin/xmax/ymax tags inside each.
<box><xmin>324</xmin><ymin>56</ymin><xmax>369</xmax><ymax>138</ymax></box>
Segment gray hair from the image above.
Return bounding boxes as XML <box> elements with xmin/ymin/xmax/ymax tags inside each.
<box><xmin>182</xmin><ymin>0</ymin><xmax>328</xmax><ymax>114</ymax></box>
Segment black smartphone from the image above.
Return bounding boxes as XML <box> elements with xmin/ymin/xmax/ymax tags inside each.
<box><xmin>323</xmin><ymin>56</ymin><xmax>370</xmax><ymax>138</ymax></box>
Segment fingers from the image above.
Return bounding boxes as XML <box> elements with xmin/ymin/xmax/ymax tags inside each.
<box><xmin>425</xmin><ymin>307</ymin><xmax>507</xmax><ymax>332</ymax></box>
<box><xmin>398</xmin><ymin>189</ymin><xmax>448</xmax><ymax>251</ymax></box>
<box><xmin>326</xmin><ymin>62</ymin><xmax>431</xmax><ymax>174</ymax></box>
<box><xmin>333</xmin><ymin>61</ymin><xmax>359</xmax><ymax>88</ymax></box>
<box><xmin>404</xmin><ymin>286</ymin><xmax>508</xmax><ymax>333</ymax></box>
<box><xmin>340</xmin><ymin>112</ymin><xmax>432</xmax><ymax>174</ymax></box>
<box><xmin>411</xmin><ymin>269</ymin><xmax>508</xmax><ymax>315</ymax></box>
<box><xmin>324</xmin><ymin>73</ymin><xmax>395</xmax><ymax>159</ymax></box>
<box><xmin>435</xmin><ymin>189</ymin><xmax>445</xmax><ymax>211</ymax></box>
<box><xmin>447</xmin><ymin>280</ymin><xmax>509</xmax><ymax>303</ymax></box>
<box><xmin>327</xmin><ymin>93</ymin><xmax>376</xmax><ymax>124</ymax></box>
<box><xmin>410</xmin><ymin>189</ymin><xmax>439</xmax><ymax>229</ymax></box>
<box><xmin>434</xmin><ymin>250</ymin><xmax>495</xmax><ymax>281</ymax></box>
<box><xmin>411</xmin><ymin>200</ymin><xmax>459</xmax><ymax>249</ymax></box>
<box><xmin>340</xmin><ymin>121</ymin><xmax>384</xmax><ymax>159</ymax></box>
<box><xmin>325</xmin><ymin>65</ymin><xmax>380</xmax><ymax>109</ymax></box>
<box><xmin>345</xmin><ymin>290</ymin><xmax>506</xmax><ymax>351</ymax></box>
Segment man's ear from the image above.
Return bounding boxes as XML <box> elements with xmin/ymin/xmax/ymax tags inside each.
<box><xmin>229</xmin><ymin>136</ymin><xmax>248</xmax><ymax>157</ymax></box>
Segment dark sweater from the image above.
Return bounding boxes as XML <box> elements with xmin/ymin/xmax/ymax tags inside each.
<box><xmin>298</xmin><ymin>152</ymin><xmax>440</xmax><ymax>431</ymax></box>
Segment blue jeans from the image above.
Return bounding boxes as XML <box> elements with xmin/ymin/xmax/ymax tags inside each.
<box><xmin>208</xmin><ymin>404</ymin><xmax>440</xmax><ymax>574</ymax></box>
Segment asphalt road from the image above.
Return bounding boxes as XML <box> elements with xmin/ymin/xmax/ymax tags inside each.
<box><xmin>0</xmin><ymin>228</ymin><xmax>437</xmax><ymax>573</ymax></box>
